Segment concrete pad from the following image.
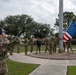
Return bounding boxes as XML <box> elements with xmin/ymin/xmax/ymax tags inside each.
<box><xmin>29</xmin><ymin>65</ymin><xmax>67</xmax><ymax>75</ymax></box>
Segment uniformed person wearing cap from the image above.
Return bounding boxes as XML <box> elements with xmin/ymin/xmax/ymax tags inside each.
<box><xmin>44</xmin><ymin>37</ymin><xmax>49</xmax><ymax>53</ymax></box>
<box><xmin>0</xmin><ymin>28</ymin><xmax>9</xmax><ymax>75</ymax></box>
<box><xmin>24</xmin><ymin>38</ymin><xmax>28</xmax><ymax>55</ymax></box>
<box><xmin>30</xmin><ymin>37</ymin><xmax>34</xmax><ymax>53</ymax></box>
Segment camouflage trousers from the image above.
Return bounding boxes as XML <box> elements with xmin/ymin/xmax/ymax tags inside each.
<box><xmin>24</xmin><ymin>45</ymin><xmax>28</xmax><ymax>55</ymax></box>
<box><xmin>45</xmin><ymin>44</ymin><xmax>49</xmax><ymax>53</ymax></box>
<box><xmin>30</xmin><ymin>44</ymin><xmax>34</xmax><ymax>53</ymax></box>
<box><xmin>16</xmin><ymin>44</ymin><xmax>20</xmax><ymax>53</ymax></box>
<box><xmin>49</xmin><ymin>43</ymin><xmax>54</xmax><ymax>54</ymax></box>
<box><xmin>67</xmin><ymin>45</ymin><xmax>73</xmax><ymax>53</ymax></box>
<box><xmin>0</xmin><ymin>47</ymin><xmax>8</xmax><ymax>75</ymax></box>
<box><xmin>0</xmin><ymin>63</ymin><xmax>8</xmax><ymax>75</ymax></box>
<box><xmin>36</xmin><ymin>45</ymin><xmax>41</xmax><ymax>54</ymax></box>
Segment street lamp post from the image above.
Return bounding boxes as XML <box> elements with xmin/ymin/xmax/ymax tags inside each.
<box><xmin>59</xmin><ymin>0</ymin><xmax>63</xmax><ymax>53</ymax></box>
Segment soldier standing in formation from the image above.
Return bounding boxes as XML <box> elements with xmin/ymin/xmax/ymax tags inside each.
<box><xmin>30</xmin><ymin>37</ymin><xmax>34</xmax><ymax>53</ymax></box>
<box><xmin>24</xmin><ymin>38</ymin><xmax>28</xmax><ymax>55</ymax></box>
<box><xmin>44</xmin><ymin>37</ymin><xmax>49</xmax><ymax>53</ymax></box>
<box><xmin>66</xmin><ymin>39</ymin><xmax>73</xmax><ymax>53</ymax></box>
<box><xmin>49</xmin><ymin>35</ymin><xmax>54</xmax><ymax>54</ymax></box>
<box><xmin>7</xmin><ymin>36</ymin><xmax>14</xmax><ymax>55</ymax></box>
<box><xmin>35</xmin><ymin>38</ymin><xmax>41</xmax><ymax>54</ymax></box>
<box><xmin>53</xmin><ymin>35</ymin><xmax>58</xmax><ymax>53</ymax></box>
<box><xmin>14</xmin><ymin>37</ymin><xmax>20</xmax><ymax>53</ymax></box>
<box><xmin>63</xmin><ymin>42</ymin><xmax>66</xmax><ymax>52</ymax></box>
<box><xmin>0</xmin><ymin>28</ymin><xmax>9</xmax><ymax>75</ymax></box>
<box><xmin>16</xmin><ymin>37</ymin><xmax>20</xmax><ymax>53</ymax></box>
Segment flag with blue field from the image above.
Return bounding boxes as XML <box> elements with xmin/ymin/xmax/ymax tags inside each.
<box><xmin>63</xmin><ymin>20</ymin><xmax>76</xmax><ymax>42</ymax></box>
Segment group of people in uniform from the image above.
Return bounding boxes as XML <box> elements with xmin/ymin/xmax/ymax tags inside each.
<box><xmin>23</xmin><ymin>34</ymin><xmax>73</xmax><ymax>55</ymax></box>
<box><xmin>45</xmin><ymin>35</ymin><xmax>73</xmax><ymax>54</ymax></box>
<box><xmin>7</xmin><ymin>36</ymin><xmax>21</xmax><ymax>55</ymax></box>
<box><xmin>23</xmin><ymin>35</ymin><xmax>58</xmax><ymax>55</ymax></box>
<box><xmin>44</xmin><ymin>35</ymin><xmax>58</xmax><ymax>54</ymax></box>
<box><xmin>0</xmin><ymin>27</ymin><xmax>73</xmax><ymax>75</ymax></box>
<box><xmin>23</xmin><ymin>37</ymin><xmax>42</xmax><ymax>55</ymax></box>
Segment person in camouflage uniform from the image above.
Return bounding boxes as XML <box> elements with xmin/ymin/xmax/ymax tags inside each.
<box><xmin>7</xmin><ymin>36</ymin><xmax>15</xmax><ymax>55</ymax></box>
<box><xmin>0</xmin><ymin>42</ymin><xmax>8</xmax><ymax>75</ymax></box>
<box><xmin>44</xmin><ymin>37</ymin><xmax>49</xmax><ymax>53</ymax></box>
<box><xmin>53</xmin><ymin>35</ymin><xmax>58</xmax><ymax>53</ymax></box>
<box><xmin>30</xmin><ymin>37</ymin><xmax>34</xmax><ymax>53</ymax></box>
<box><xmin>13</xmin><ymin>37</ymin><xmax>20</xmax><ymax>53</ymax></box>
<box><xmin>66</xmin><ymin>39</ymin><xmax>73</xmax><ymax>53</ymax></box>
<box><xmin>63</xmin><ymin>42</ymin><xmax>66</xmax><ymax>52</ymax></box>
<box><xmin>35</xmin><ymin>38</ymin><xmax>41</xmax><ymax>54</ymax></box>
<box><xmin>0</xmin><ymin>28</ymin><xmax>9</xmax><ymax>75</ymax></box>
<box><xmin>49</xmin><ymin>35</ymin><xmax>55</xmax><ymax>54</ymax></box>
<box><xmin>23</xmin><ymin>38</ymin><xmax>28</xmax><ymax>55</ymax></box>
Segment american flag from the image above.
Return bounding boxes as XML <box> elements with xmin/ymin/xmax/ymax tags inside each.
<box><xmin>63</xmin><ymin>20</ymin><xmax>76</xmax><ymax>42</ymax></box>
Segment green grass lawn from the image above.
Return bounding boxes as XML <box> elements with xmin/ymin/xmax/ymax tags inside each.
<box><xmin>14</xmin><ymin>45</ymin><xmax>45</xmax><ymax>53</ymax></box>
<box><xmin>67</xmin><ymin>66</ymin><xmax>76</xmax><ymax>75</ymax></box>
<box><xmin>14</xmin><ymin>45</ymin><xmax>76</xmax><ymax>53</ymax></box>
<box><xmin>7</xmin><ymin>59</ymin><xmax>39</xmax><ymax>75</ymax></box>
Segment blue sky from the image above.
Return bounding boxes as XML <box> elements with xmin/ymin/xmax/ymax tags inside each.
<box><xmin>0</xmin><ymin>0</ymin><xmax>76</xmax><ymax>28</ymax></box>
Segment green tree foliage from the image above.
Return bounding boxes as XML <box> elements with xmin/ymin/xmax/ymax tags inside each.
<box><xmin>0</xmin><ymin>14</ymin><xmax>51</xmax><ymax>38</ymax></box>
<box><xmin>34</xmin><ymin>23</ymin><xmax>50</xmax><ymax>38</ymax></box>
<box><xmin>54</xmin><ymin>12</ymin><xmax>76</xmax><ymax>29</ymax></box>
<box><xmin>3</xmin><ymin>14</ymin><xmax>33</xmax><ymax>36</ymax></box>
<box><xmin>0</xmin><ymin>20</ymin><xmax>5</xmax><ymax>28</ymax></box>
<box><xmin>54</xmin><ymin>11</ymin><xmax>76</xmax><ymax>40</ymax></box>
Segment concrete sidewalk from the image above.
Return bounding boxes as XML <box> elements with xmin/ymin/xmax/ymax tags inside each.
<box><xmin>9</xmin><ymin>52</ymin><xmax>76</xmax><ymax>75</ymax></box>
<box><xmin>29</xmin><ymin>60</ymin><xmax>67</xmax><ymax>75</ymax></box>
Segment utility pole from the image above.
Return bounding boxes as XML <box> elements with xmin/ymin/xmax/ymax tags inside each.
<box><xmin>59</xmin><ymin>0</ymin><xmax>63</xmax><ymax>53</ymax></box>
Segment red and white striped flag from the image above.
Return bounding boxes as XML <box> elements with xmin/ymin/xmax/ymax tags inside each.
<box><xmin>63</xmin><ymin>32</ymin><xmax>72</xmax><ymax>42</ymax></box>
<box><xmin>63</xmin><ymin>20</ymin><xmax>76</xmax><ymax>42</ymax></box>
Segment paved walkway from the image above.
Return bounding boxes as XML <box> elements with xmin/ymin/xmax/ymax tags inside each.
<box><xmin>9</xmin><ymin>52</ymin><xmax>76</xmax><ymax>75</ymax></box>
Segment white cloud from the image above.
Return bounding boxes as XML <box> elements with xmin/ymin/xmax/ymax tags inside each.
<box><xmin>64</xmin><ymin>0</ymin><xmax>76</xmax><ymax>13</ymax></box>
<box><xmin>64</xmin><ymin>0</ymin><xmax>72</xmax><ymax>11</ymax></box>
<box><xmin>0</xmin><ymin>0</ymin><xmax>76</xmax><ymax>28</ymax></box>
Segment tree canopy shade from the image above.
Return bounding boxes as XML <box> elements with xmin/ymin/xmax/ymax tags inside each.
<box><xmin>0</xmin><ymin>14</ymin><xmax>51</xmax><ymax>38</ymax></box>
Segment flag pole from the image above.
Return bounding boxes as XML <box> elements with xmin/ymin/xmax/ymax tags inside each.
<box><xmin>59</xmin><ymin>0</ymin><xmax>63</xmax><ymax>53</ymax></box>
